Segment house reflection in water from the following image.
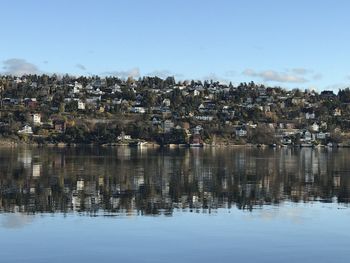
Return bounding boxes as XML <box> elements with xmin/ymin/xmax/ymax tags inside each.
<box><xmin>32</xmin><ymin>164</ymin><xmax>41</xmax><ymax>178</ymax></box>
<box><xmin>0</xmin><ymin>147</ymin><xmax>350</xmax><ymax>215</ymax></box>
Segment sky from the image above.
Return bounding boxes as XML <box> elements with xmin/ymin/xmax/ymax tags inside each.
<box><xmin>1</xmin><ymin>0</ymin><xmax>350</xmax><ymax>91</ymax></box>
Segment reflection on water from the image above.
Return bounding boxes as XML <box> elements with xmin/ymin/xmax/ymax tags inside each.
<box><xmin>0</xmin><ymin>147</ymin><xmax>350</xmax><ymax>216</ymax></box>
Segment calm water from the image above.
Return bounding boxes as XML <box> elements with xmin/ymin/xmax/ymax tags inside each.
<box><xmin>0</xmin><ymin>147</ymin><xmax>350</xmax><ymax>262</ymax></box>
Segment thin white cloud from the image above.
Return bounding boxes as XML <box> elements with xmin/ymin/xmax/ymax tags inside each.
<box><xmin>225</xmin><ymin>70</ymin><xmax>236</xmax><ymax>77</ymax></box>
<box><xmin>243</xmin><ymin>69</ymin><xmax>255</xmax><ymax>76</ymax></box>
<box><xmin>76</xmin><ymin>64</ymin><xmax>87</xmax><ymax>71</ymax></box>
<box><xmin>252</xmin><ymin>45</ymin><xmax>264</xmax><ymax>51</ymax></box>
<box><xmin>2</xmin><ymin>58</ymin><xmax>41</xmax><ymax>76</ymax></box>
<box><xmin>202</xmin><ymin>73</ymin><xmax>230</xmax><ymax>84</ymax></box>
<box><xmin>312</xmin><ymin>73</ymin><xmax>323</xmax><ymax>80</ymax></box>
<box><xmin>104</xmin><ymin>67</ymin><xmax>140</xmax><ymax>79</ymax></box>
<box><xmin>243</xmin><ymin>68</ymin><xmax>308</xmax><ymax>83</ymax></box>
<box><xmin>146</xmin><ymin>69</ymin><xmax>183</xmax><ymax>79</ymax></box>
<box><xmin>307</xmin><ymin>85</ymin><xmax>318</xmax><ymax>92</ymax></box>
<box><xmin>291</xmin><ymin>68</ymin><xmax>311</xmax><ymax>75</ymax></box>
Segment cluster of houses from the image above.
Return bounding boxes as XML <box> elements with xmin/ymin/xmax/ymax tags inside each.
<box><xmin>15</xmin><ymin>113</ymin><xmax>66</xmax><ymax>135</ymax></box>
<box><xmin>234</xmin><ymin>121</ymin><xmax>332</xmax><ymax>146</ymax></box>
<box><xmin>0</xmin><ymin>75</ymin><xmax>349</xmax><ymax>145</ymax></box>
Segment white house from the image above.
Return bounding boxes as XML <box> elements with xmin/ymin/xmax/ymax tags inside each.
<box><xmin>85</xmin><ymin>84</ymin><xmax>94</xmax><ymax>91</ymax></box>
<box><xmin>303</xmin><ymin>130</ymin><xmax>312</xmax><ymax>142</ymax></box>
<box><xmin>306</xmin><ymin>112</ymin><xmax>315</xmax><ymax>120</ymax></box>
<box><xmin>194</xmin><ymin>125</ymin><xmax>203</xmax><ymax>134</ymax></box>
<box><xmin>32</xmin><ymin>113</ymin><xmax>41</xmax><ymax>125</ymax></box>
<box><xmin>131</xmin><ymin>107</ymin><xmax>146</xmax><ymax>114</ymax></box>
<box><xmin>235</xmin><ymin>128</ymin><xmax>247</xmax><ymax>137</ymax></box>
<box><xmin>163</xmin><ymin>99</ymin><xmax>171</xmax><ymax>107</ymax></box>
<box><xmin>334</xmin><ymin>108</ymin><xmax>342</xmax><ymax>116</ymax></box>
<box><xmin>195</xmin><ymin>116</ymin><xmax>214</xmax><ymax>121</ymax></box>
<box><xmin>292</xmin><ymin>97</ymin><xmax>305</xmax><ymax>105</ymax></box>
<box><xmin>281</xmin><ymin>137</ymin><xmax>292</xmax><ymax>145</ymax></box>
<box><xmin>86</xmin><ymin>96</ymin><xmax>101</xmax><ymax>103</ymax></box>
<box><xmin>264</xmin><ymin>105</ymin><xmax>271</xmax><ymax>112</ymax></box>
<box><xmin>198</xmin><ymin>104</ymin><xmax>205</xmax><ymax>111</ymax></box>
<box><xmin>117</xmin><ymin>132</ymin><xmax>132</xmax><ymax>141</ymax></box>
<box><xmin>316</xmin><ymin>132</ymin><xmax>327</xmax><ymax>140</ymax></box>
<box><xmin>78</xmin><ymin>100</ymin><xmax>86</xmax><ymax>110</ymax></box>
<box><xmin>18</xmin><ymin>125</ymin><xmax>33</xmax><ymax>135</ymax></box>
<box><xmin>163</xmin><ymin>120</ymin><xmax>174</xmax><ymax>133</ymax></box>
<box><xmin>32</xmin><ymin>164</ymin><xmax>41</xmax><ymax>178</ymax></box>
<box><xmin>77</xmin><ymin>179</ymin><xmax>84</xmax><ymax>191</ymax></box>
<box><xmin>152</xmin><ymin>117</ymin><xmax>161</xmax><ymax>125</ymax></box>
<box><xmin>111</xmin><ymin>84</ymin><xmax>122</xmax><ymax>94</ymax></box>
<box><xmin>311</xmin><ymin>122</ymin><xmax>319</xmax><ymax>132</ymax></box>
<box><xmin>73</xmin><ymin>82</ymin><xmax>83</xmax><ymax>94</ymax></box>
<box><xmin>91</xmin><ymin>88</ymin><xmax>103</xmax><ymax>95</ymax></box>
<box><xmin>193</xmin><ymin>90</ymin><xmax>200</xmax><ymax>96</ymax></box>
<box><xmin>280</xmin><ymin>101</ymin><xmax>286</xmax><ymax>109</ymax></box>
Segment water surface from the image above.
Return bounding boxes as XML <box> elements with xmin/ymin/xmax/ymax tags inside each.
<box><xmin>0</xmin><ymin>147</ymin><xmax>349</xmax><ymax>262</ymax></box>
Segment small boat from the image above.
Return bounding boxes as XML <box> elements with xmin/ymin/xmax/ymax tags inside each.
<box><xmin>189</xmin><ymin>143</ymin><xmax>203</xmax><ymax>147</ymax></box>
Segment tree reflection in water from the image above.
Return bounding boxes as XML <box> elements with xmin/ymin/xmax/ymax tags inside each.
<box><xmin>0</xmin><ymin>146</ymin><xmax>349</xmax><ymax>215</ymax></box>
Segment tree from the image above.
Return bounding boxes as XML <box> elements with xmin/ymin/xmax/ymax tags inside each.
<box><xmin>338</xmin><ymin>88</ymin><xmax>350</xmax><ymax>103</ymax></box>
<box><xmin>249</xmin><ymin>125</ymin><xmax>276</xmax><ymax>144</ymax></box>
<box><xmin>330</xmin><ymin>129</ymin><xmax>344</xmax><ymax>143</ymax></box>
<box><xmin>65</xmin><ymin>101</ymin><xmax>78</xmax><ymax>112</ymax></box>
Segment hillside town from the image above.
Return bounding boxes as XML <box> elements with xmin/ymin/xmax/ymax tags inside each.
<box><xmin>0</xmin><ymin>74</ymin><xmax>350</xmax><ymax>147</ymax></box>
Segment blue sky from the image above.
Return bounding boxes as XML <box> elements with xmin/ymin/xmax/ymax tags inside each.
<box><xmin>1</xmin><ymin>0</ymin><xmax>350</xmax><ymax>90</ymax></box>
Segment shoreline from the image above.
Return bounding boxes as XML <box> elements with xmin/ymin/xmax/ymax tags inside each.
<box><xmin>0</xmin><ymin>139</ymin><xmax>348</xmax><ymax>149</ymax></box>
